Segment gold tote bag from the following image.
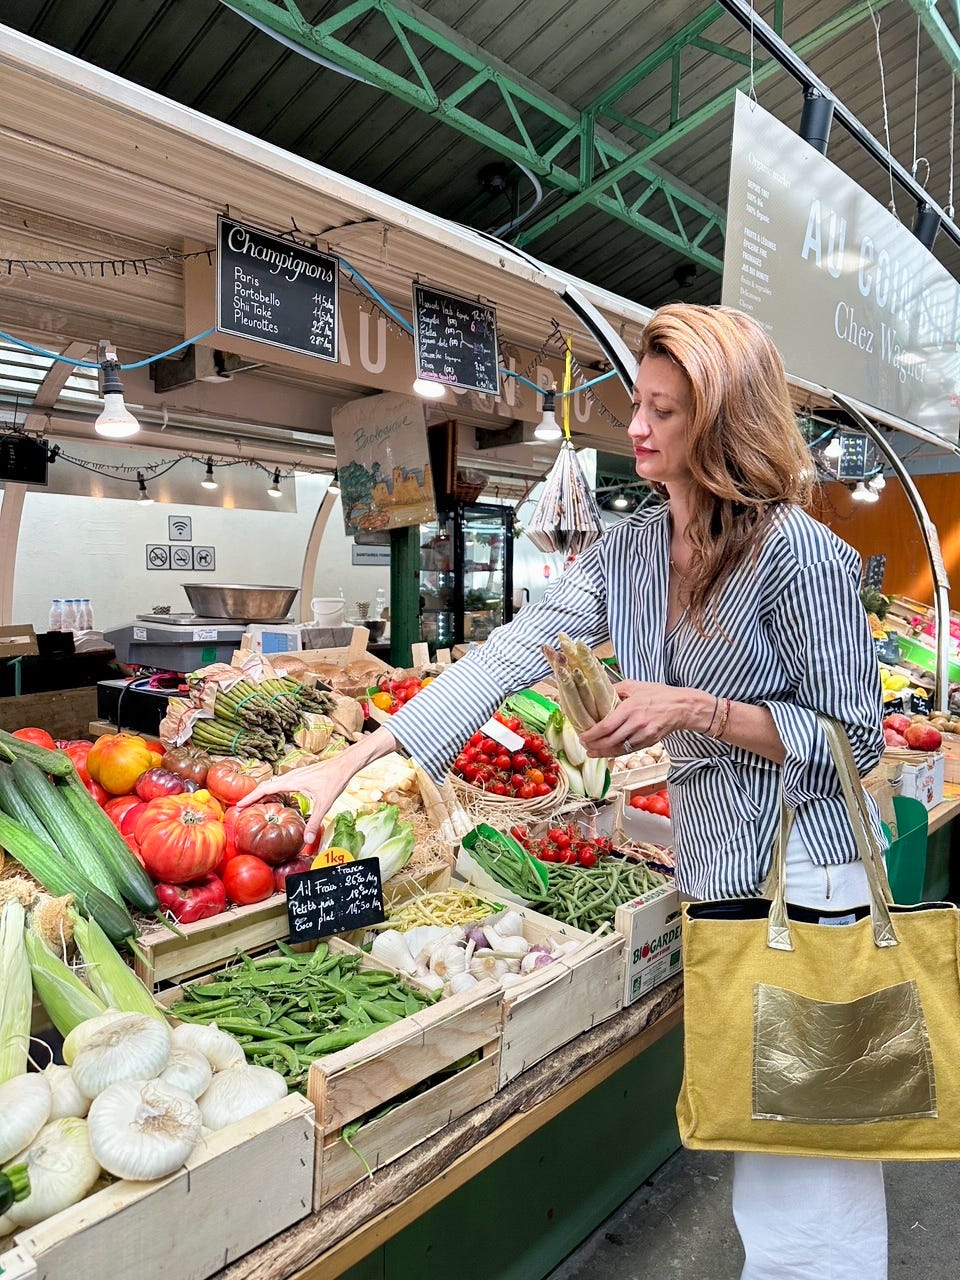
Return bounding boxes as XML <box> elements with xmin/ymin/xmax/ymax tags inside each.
<box><xmin>677</xmin><ymin>717</ymin><xmax>960</xmax><ymax>1160</ymax></box>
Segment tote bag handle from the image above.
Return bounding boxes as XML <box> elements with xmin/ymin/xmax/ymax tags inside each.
<box><xmin>767</xmin><ymin>716</ymin><xmax>897</xmax><ymax>952</ymax></box>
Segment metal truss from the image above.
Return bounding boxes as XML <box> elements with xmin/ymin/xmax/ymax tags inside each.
<box><xmin>222</xmin><ymin>0</ymin><xmax>892</xmax><ymax>272</ymax></box>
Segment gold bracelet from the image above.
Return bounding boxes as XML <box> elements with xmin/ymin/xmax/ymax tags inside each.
<box><xmin>706</xmin><ymin>695</ymin><xmax>720</xmax><ymax>736</ymax></box>
<box><xmin>712</xmin><ymin>697</ymin><xmax>731</xmax><ymax>741</ymax></box>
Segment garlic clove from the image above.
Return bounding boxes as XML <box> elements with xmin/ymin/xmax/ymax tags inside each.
<box><xmin>495</xmin><ymin>910</ymin><xmax>525</xmax><ymax>938</ymax></box>
<box><xmin>447</xmin><ymin>972</ymin><xmax>480</xmax><ymax>994</ymax></box>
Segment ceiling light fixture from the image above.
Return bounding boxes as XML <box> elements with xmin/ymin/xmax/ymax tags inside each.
<box><xmin>201</xmin><ymin>457</ymin><xmax>218</xmax><ymax>490</ymax></box>
<box><xmin>868</xmin><ymin>472</ymin><xmax>886</xmax><ymax>492</ymax></box>
<box><xmin>533</xmin><ymin>389</ymin><xmax>562</xmax><ymax>442</ymax></box>
<box><xmin>95</xmin><ymin>348</ymin><xmax>140</xmax><ymax>439</ymax></box>
<box><xmin>267</xmin><ymin>469</ymin><xmax>283</xmax><ymax>498</ymax></box>
<box><xmin>822</xmin><ymin>433</ymin><xmax>843</xmax><ymax>461</ymax></box>
<box><xmin>611</xmin><ymin>490</ymin><xmax>630</xmax><ymax>510</ymax></box>
<box><xmin>136</xmin><ymin>471</ymin><xmax>154</xmax><ymax>504</ymax></box>
<box><xmin>413</xmin><ymin>377</ymin><xmax>447</xmax><ymax>400</ymax></box>
<box><xmin>850</xmin><ymin>481</ymin><xmax>878</xmax><ymax>504</ymax></box>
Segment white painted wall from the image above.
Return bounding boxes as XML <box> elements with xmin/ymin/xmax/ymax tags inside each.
<box><xmin>9</xmin><ymin>474</ymin><xmax>388</xmax><ymax>633</ymax></box>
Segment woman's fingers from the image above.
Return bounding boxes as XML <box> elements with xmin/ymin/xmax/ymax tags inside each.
<box><xmin>236</xmin><ymin>776</ymin><xmax>290</xmax><ymax>808</ymax></box>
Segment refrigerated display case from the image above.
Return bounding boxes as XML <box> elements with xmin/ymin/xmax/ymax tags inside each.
<box><xmin>418</xmin><ymin>503</ymin><xmax>513</xmax><ymax>649</ymax></box>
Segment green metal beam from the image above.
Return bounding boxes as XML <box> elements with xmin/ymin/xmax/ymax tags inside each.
<box><xmin>221</xmin><ymin>0</ymin><xmax>727</xmax><ymax>271</ymax></box>
<box><xmin>516</xmin><ymin>0</ymin><xmax>897</xmax><ymax>247</ymax></box>
<box><xmin>904</xmin><ymin>0</ymin><xmax>960</xmax><ymax>78</ymax></box>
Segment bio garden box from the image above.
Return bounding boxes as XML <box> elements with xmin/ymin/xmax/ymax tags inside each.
<box><xmin>893</xmin><ymin>751</ymin><xmax>945</xmax><ymax>810</ymax></box>
<box><xmin>614</xmin><ymin>883</ymin><xmax>683</xmax><ymax>1006</ymax></box>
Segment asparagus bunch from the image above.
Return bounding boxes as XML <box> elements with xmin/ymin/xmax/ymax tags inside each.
<box><xmin>541</xmin><ymin>634</ymin><xmax>617</xmax><ymax>734</ymax></box>
<box><xmin>190</xmin><ymin>716</ymin><xmax>284</xmax><ymax>762</ymax></box>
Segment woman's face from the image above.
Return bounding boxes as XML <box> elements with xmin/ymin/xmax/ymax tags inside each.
<box><xmin>627</xmin><ymin>353</ymin><xmax>694</xmax><ymax>490</ymax></box>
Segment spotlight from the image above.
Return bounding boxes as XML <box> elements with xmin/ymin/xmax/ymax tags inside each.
<box><xmin>611</xmin><ymin>491</ymin><xmax>630</xmax><ymax>510</ymax></box>
<box><xmin>267</xmin><ymin>470</ymin><xmax>283</xmax><ymax>498</ymax></box>
<box><xmin>850</xmin><ymin>481</ymin><xmax>878</xmax><ymax>504</ymax></box>
<box><xmin>327</xmin><ymin>469</ymin><xmax>340</xmax><ymax>496</ymax></box>
<box><xmin>413</xmin><ymin>378</ymin><xmax>446</xmax><ymax>400</ymax></box>
<box><xmin>868</xmin><ymin>472</ymin><xmax>886</xmax><ymax>493</ymax></box>
<box><xmin>532</xmin><ymin>389</ymin><xmax>562</xmax><ymax>442</ymax></box>
<box><xmin>95</xmin><ymin>349</ymin><xmax>140</xmax><ymax>439</ymax></box>
<box><xmin>201</xmin><ymin>457</ymin><xmax>218</xmax><ymax>490</ymax></box>
<box><xmin>136</xmin><ymin>471</ymin><xmax>154</xmax><ymax>504</ymax></box>
<box><xmin>823</xmin><ymin>434</ymin><xmax>843</xmax><ymax>461</ymax></box>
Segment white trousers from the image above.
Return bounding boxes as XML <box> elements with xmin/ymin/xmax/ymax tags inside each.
<box><xmin>731</xmin><ymin>832</ymin><xmax>888</xmax><ymax>1280</ymax></box>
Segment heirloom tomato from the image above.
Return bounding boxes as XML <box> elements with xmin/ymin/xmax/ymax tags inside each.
<box><xmin>12</xmin><ymin>727</ymin><xmax>56</xmax><ymax>749</ymax></box>
<box><xmin>222</xmin><ymin>855</ymin><xmax>275</xmax><ymax>905</ymax></box>
<box><xmin>134</xmin><ymin>793</ymin><xmax>226</xmax><ymax>883</ymax></box>
<box><xmin>234</xmin><ymin>803</ymin><xmax>306</xmax><ymax>866</ymax></box>
<box><xmin>161</xmin><ymin>746</ymin><xmax>211</xmax><ymax>787</ymax></box>
<box><xmin>155</xmin><ymin>874</ymin><xmax>227</xmax><ymax>924</ymax></box>
<box><xmin>87</xmin><ymin>732</ymin><xmax>157</xmax><ymax>795</ymax></box>
<box><xmin>135</xmin><ymin>767</ymin><xmax>193</xmax><ymax>801</ymax></box>
<box><xmin>205</xmin><ymin>758</ymin><xmax>271</xmax><ymax>806</ymax></box>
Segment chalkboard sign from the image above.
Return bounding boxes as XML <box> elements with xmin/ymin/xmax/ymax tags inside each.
<box><xmin>216</xmin><ymin>216</ymin><xmax>339</xmax><ymax>362</ymax></box>
<box><xmin>284</xmin><ymin>861</ymin><xmax>385</xmax><ymax>941</ymax></box>
<box><xmin>0</xmin><ymin>435</ymin><xmax>48</xmax><ymax>485</ymax></box>
<box><xmin>412</xmin><ymin>284</ymin><xmax>500</xmax><ymax>395</ymax></box>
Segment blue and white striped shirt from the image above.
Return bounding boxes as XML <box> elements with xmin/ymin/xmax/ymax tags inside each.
<box><xmin>390</xmin><ymin>503</ymin><xmax>885</xmax><ymax>899</ymax></box>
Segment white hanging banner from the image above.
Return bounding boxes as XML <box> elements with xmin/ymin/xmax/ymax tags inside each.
<box><xmin>722</xmin><ymin>92</ymin><xmax>960</xmax><ymax>441</ymax></box>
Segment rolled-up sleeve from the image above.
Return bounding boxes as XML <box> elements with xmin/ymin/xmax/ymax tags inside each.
<box><xmin>760</xmin><ymin>556</ymin><xmax>884</xmax><ymax>805</ymax></box>
<box><xmin>389</xmin><ymin>542</ymin><xmax>610</xmax><ymax>781</ymax></box>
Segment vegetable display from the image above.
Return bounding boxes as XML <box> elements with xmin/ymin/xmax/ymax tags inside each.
<box><xmin>167</xmin><ymin>942</ymin><xmax>439</xmax><ymax>1090</ymax></box>
<box><xmin>451</xmin><ymin>714</ymin><xmax>560</xmax><ymax>799</ymax></box>
<box><xmin>524</xmin><ymin>860</ymin><xmax>667</xmax><ymax>933</ymax></box>
<box><xmin>461</xmin><ymin>827</ymin><xmax>549</xmax><ymax>900</ymax></box>
<box><xmin>540</xmin><ymin>633</ymin><xmax>617</xmax><ymax>734</ymax></box>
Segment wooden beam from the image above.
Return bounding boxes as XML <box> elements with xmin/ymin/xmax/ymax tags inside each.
<box><xmin>0</xmin><ymin>483</ymin><xmax>26</xmax><ymax>626</ymax></box>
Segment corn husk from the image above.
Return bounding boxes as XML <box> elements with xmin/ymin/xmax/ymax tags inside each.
<box><xmin>525</xmin><ymin>440</ymin><xmax>605</xmax><ymax>557</ymax></box>
<box><xmin>0</xmin><ymin>901</ymin><xmax>31</xmax><ymax>1083</ymax></box>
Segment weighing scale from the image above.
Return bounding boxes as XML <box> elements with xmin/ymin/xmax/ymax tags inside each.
<box><xmin>103</xmin><ymin>615</ymin><xmax>269</xmax><ymax>671</ymax></box>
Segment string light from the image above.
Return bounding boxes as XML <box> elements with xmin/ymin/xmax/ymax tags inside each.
<box><xmin>94</xmin><ymin>350</ymin><xmax>140</xmax><ymax>439</ymax></box>
<box><xmin>136</xmin><ymin>472</ymin><xmax>154</xmax><ymax>504</ymax></box>
<box><xmin>201</xmin><ymin>457</ymin><xmax>218</xmax><ymax>490</ymax></box>
<box><xmin>532</xmin><ymin>389</ymin><xmax>562</xmax><ymax>442</ymax></box>
<box><xmin>267</xmin><ymin>469</ymin><xmax>283</xmax><ymax>497</ymax></box>
<box><xmin>823</xmin><ymin>434</ymin><xmax>843</xmax><ymax>461</ymax></box>
<box><xmin>412</xmin><ymin>378</ymin><xmax>446</xmax><ymax>399</ymax></box>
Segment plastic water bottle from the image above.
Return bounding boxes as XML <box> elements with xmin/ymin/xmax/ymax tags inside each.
<box><xmin>375</xmin><ymin>588</ymin><xmax>387</xmax><ymax>619</ymax></box>
<box><xmin>60</xmin><ymin>599</ymin><xmax>78</xmax><ymax>631</ymax></box>
<box><xmin>48</xmin><ymin>599</ymin><xmax>63</xmax><ymax>631</ymax></box>
<box><xmin>79</xmin><ymin>599</ymin><xmax>94</xmax><ymax>630</ymax></box>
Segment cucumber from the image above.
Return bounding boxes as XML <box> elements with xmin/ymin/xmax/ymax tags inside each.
<box><xmin>0</xmin><ymin>810</ymin><xmax>135</xmax><ymax>944</ymax></box>
<box><xmin>0</xmin><ymin>762</ymin><xmax>52</xmax><ymax>843</ymax></box>
<box><xmin>0</xmin><ymin>730</ymin><xmax>74</xmax><ymax>776</ymax></box>
<box><xmin>57</xmin><ymin>772</ymin><xmax>159</xmax><ymax>913</ymax></box>
<box><xmin>9</xmin><ymin>758</ymin><xmax>124</xmax><ymax>906</ymax></box>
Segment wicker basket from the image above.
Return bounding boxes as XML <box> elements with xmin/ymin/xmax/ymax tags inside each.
<box><xmin>445</xmin><ymin>768</ymin><xmax>569</xmax><ymax>826</ymax></box>
<box><xmin>453</xmin><ymin>469</ymin><xmax>487</xmax><ymax>503</ymax></box>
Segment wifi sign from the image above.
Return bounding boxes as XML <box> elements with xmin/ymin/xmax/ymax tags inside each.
<box><xmin>168</xmin><ymin>516</ymin><xmax>193</xmax><ymax>543</ymax></box>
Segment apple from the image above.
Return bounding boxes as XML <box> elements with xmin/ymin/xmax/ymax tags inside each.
<box><xmin>904</xmin><ymin>723</ymin><xmax>942</xmax><ymax>752</ymax></box>
<box><xmin>882</xmin><ymin>713</ymin><xmax>912</xmax><ymax>734</ymax></box>
<box><xmin>883</xmin><ymin>728</ymin><xmax>909</xmax><ymax>748</ymax></box>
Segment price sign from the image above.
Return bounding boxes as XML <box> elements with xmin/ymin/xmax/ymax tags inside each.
<box><xmin>284</xmin><ymin>861</ymin><xmax>385</xmax><ymax>942</ymax></box>
<box><xmin>412</xmin><ymin>284</ymin><xmax>500</xmax><ymax>395</ymax></box>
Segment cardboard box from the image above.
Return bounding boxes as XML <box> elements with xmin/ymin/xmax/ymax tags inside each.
<box><xmin>897</xmin><ymin>752</ymin><xmax>945</xmax><ymax>810</ymax></box>
<box><xmin>614</xmin><ymin>883</ymin><xmax>683</xmax><ymax>1006</ymax></box>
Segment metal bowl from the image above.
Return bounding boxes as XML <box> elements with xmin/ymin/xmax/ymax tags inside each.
<box><xmin>181</xmin><ymin>583</ymin><xmax>300</xmax><ymax>622</ymax></box>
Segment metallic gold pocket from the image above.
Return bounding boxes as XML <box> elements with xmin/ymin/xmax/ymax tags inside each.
<box><xmin>753</xmin><ymin>980</ymin><xmax>936</xmax><ymax>1124</ymax></box>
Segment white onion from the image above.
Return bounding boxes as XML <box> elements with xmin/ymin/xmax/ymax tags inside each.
<box><xmin>5</xmin><ymin>1117</ymin><xmax>101</xmax><ymax>1227</ymax></box>
<box><xmin>197</xmin><ymin>1065</ymin><xmax>287</xmax><ymax>1131</ymax></box>
<box><xmin>62</xmin><ymin>1010</ymin><xmax>126</xmax><ymax>1066</ymax></box>
<box><xmin>171</xmin><ymin>1023</ymin><xmax>245</xmax><ymax>1073</ymax></box>
<box><xmin>158</xmin><ymin>1047</ymin><xmax>212</xmax><ymax>1100</ymax></box>
<box><xmin>72</xmin><ymin>1014</ymin><xmax>172</xmax><ymax>1099</ymax></box>
<box><xmin>43</xmin><ymin>1065</ymin><xmax>90</xmax><ymax>1120</ymax></box>
<box><xmin>0</xmin><ymin>1074</ymin><xmax>52</xmax><ymax>1163</ymax></box>
<box><xmin>87</xmin><ymin>1080</ymin><xmax>201</xmax><ymax>1181</ymax></box>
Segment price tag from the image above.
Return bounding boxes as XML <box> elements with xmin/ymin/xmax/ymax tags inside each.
<box><xmin>133</xmin><ymin>627</ymin><xmax>147</xmax><ymax>641</ymax></box>
<box><xmin>285</xmin><ymin>861</ymin><xmax>385</xmax><ymax>942</ymax></box>
<box><xmin>311</xmin><ymin>848</ymin><xmax>355</xmax><ymax>869</ymax></box>
<box><xmin>480</xmin><ymin>717</ymin><xmax>525</xmax><ymax>752</ymax></box>
<box><xmin>193</xmin><ymin>628</ymin><xmax>218</xmax><ymax>642</ymax></box>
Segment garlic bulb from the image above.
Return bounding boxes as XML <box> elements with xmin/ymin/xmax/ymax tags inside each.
<box><xmin>4</xmin><ymin>1117</ymin><xmax>100</xmax><ymax>1227</ymax></box>
<box><xmin>171</xmin><ymin>1023</ymin><xmax>245</xmax><ymax>1073</ymax></box>
<box><xmin>483</xmin><ymin>926</ymin><xmax>530</xmax><ymax>958</ymax></box>
<box><xmin>370</xmin><ymin>929</ymin><xmax>418</xmax><ymax>976</ymax></box>
<box><xmin>62</xmin><ymin>1009</ymin><xmax>126</xmax><ymax>1066</ymax></box>
<box><xmin>469</xmin><ymin>949</ymin><xmax>509</xmax><ymax>980</ymax></box>
<box><xmin>197</xmin><ymin>1065</ymin><xmax>287</xmax><ymax>1131</ymax></box>
<box><xmin>158</xmin><ymin>1047</ymin><xmax>213</xmax><ymax>1100</ymax></box>
<box><xmin>495</xmin><ymin>911</ymin><xmax>525</xmax><ymax>937</ymax></box>
<box><xmin>0</xmin><ymin>1074</ymin><xmax>52</xmax><ymax>1163</ymax></box>
<box><xmin>43</xmin><ymin>1064</ymin><xmax>89</xmax><ymax>1120</ymax></box>
<box><xmin>72</xmin><ymin>1013</ymin><xmax>172</xmax><ymax>1099</ymax></box>
<box><xmin>428</xmin><ymin>944</ymin><xmax>467</xmax><ymax>979</ymax></box>
<box><xmin>521</xmin><ymin>951</ymin><xmax>555</xmax><ymax>975</ymax></box>
<box><xmin>447</xmin><ymin>972</ymin><xmax>480</xmax><ymax>994</ymax></box>
<box><xmin>413</xmin><ymin>964</ymin><xmax>445</xmax><ymax>993</ymax></box>
<box><xmin>87</xmin><ymin>1080</ymin><xmax>201</xmax><ymax>1181</ymax></box>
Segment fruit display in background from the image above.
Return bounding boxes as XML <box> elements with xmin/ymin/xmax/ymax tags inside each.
<box><xmin>629</xmin><ymin>788</ymin><xmax>671</xmax><ymax>818</ymax></box>
<box><xmin>510</xmin><ymin>821</ymin><xmax>613</xmax><ymax>866</ymax></box>
<box><xmin>882</xmin><ymin>713</ymin><xmax>942</xmax><ymax>751</ymax></box>
<box><xmin>370</xmin><ymin>673</ymin><xmax>435</xmax><ymax>714</ymax></box>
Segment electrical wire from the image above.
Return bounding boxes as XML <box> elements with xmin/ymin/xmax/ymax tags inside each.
<box><xmin>0</xmin><ymin>329</ymin><xmax>216</xmax><ymax>371</ymax></box>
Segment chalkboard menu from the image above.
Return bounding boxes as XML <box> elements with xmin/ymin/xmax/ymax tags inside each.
<box><xmin>0</xmin><ymin>435</ymin><xmax>48</xmax><ymax>485</ymax></box>
<box><xmin>412</xmin><ymin>284</ymin><xmax>500</xmax><ymax>395</ymax></box>
<box><xmin>285</xmin><ymin>861</ymin><xmax>386</xmax><ymax>942</ymax></box>
<box><xmin>216</xmin><ymin>216</ymin><xmax>339</xmax><ymax>362</ymax></box>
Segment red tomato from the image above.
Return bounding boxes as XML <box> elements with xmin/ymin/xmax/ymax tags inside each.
<box><xmin>161</xmin><ymin>746</ymin><xmax>211</xmax><ymax>787</ymax></box>
<box><xmin>578</xmin><ymin>849</ymin><xmax>599</xmax><ymax>868</ymax></box>
<box><xmin>135</xmin><ymin>767</ymin><xmax>193</xmax><ymax>801</ymax></box>
<box><xmin>119</xmin><ymin>801</ymin><xmax>147</xmax><ymax>837</ymax></box>
<box><xmin>561</xmin><ymin>849</ymin><xmax>580</xmax><ymax>864</ymax></box>
<box><xmin>134</xmin><ymin>795</ymin><xmax>226</xmax><ymax>883</ymax></box>
<box><xmin>83</xmin><ymin>777</ymin><xmax>109</xmax><ymax>806</ymax></box>
<box><xmin>490</xmin><ymin>781</ymin><xmax>508</xmax><ymax>796</ymax></box>
<box><xmin>630</xmin><ymin>795</ymin><xmax>650</xmax><ymax>810</ymax></box>
<box><xmin>511</xmin><ymin>753</ymin><xmax>530</xmax><ymax>771</ymax></box>
<box><xmin>12</xmin><ymin>727</ymin><xmax>56</xmax><ymax>750</ymax></box>
<box><xmin>543</xmin><ymin>771</ymin><xmax>559</xmax><ymax>787</ymax></box>
<box><xmin>104</xmin><ymin>795</ymin><xmax>144</xmax><ymax>829</ymax></box>
<box><xmin>205</xmin><ymin>758</ymin><xmax>271</xmax><ymax>806</ymax></box>
<box><xmin>223</xmin><ymin>855</ymin><xmax>275</xmax><ymax>906</ymax></box>
<box><xmin>534</xmin><ymin>782</ymin><xmax>552</xmax><ymax>797</ymax></box>
<box><xmin>648</xmin><ymin>795</ymin><xmax>671</xmax><ymax>818</ymax></box>
<box><xmin>58</xmin><ymin>740</ymin><xmax>93</xmax><ymax>783</ymax></box>
<box><xmin>155</xmin><ymin>875</ymin><xmax>227</xmax><ymax>924</ymax></box>
<box><xmin>234</xmin><ymin>802</ymin><xmax>306</xmax><ymax>866</ymax></box>
<box><xmin>272</xmin><ymin>856</ymin><xmax>313</xmax><ymax>894</ymax></box>
<box><xmin>540</xmin><ymin>847</ymin><xmax>561</xmax><ymax>863</ymax></box>
<box><xmin>518</xmin><ymin>783</ymin><xmax>537</xmax><ymax>800</ymax></box>
<box><xmin>494</xmin><ymin>753</ymin><xmax>512</xmax><ymax>772</ymax></box>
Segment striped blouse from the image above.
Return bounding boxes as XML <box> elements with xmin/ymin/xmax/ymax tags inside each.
<box><xmin>389</xmin><ymin>502</ymin><xmax>885</xmax><ymax>899</ymax></box>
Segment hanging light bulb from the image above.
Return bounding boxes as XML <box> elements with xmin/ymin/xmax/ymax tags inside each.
<box><xmin>413</xmin><ymin>377</ymin><xmax>446</xmax><ymax>400</ymax></box>
<box><xmin>95</xmin><ymin>348</ymin><xmax>140</xmax><ymax>439</ymax></box>
<box><xmin>850</xmin><ymin>481</ymin><xmax>878</xmax><ymax>504</ymax></box>
<box><xmin>327</xmin><ymin>469</ymin><xmax>340</xmax><ymax>496</ymax></box>
<box><xmin>201</xmin><ymin>457</ymin><xmax>218</xmax><ymax>490</ymax></box>
<box><xmin>267</xmin><ymin>469</ymin><xmax>283</xmax><ymax>498</ymax></box>
<box><xmin>533</xmin><ymin>389</ymin><xmax>562</xmax><ymax>442</ymax></box>
<box><xmin>611</xmin><ymin>490</ymin><xmax>630</xmax><ymax>510</ymax></box>
<box><xmin>136</xmin><ymin>471</ymin><xmax>154</xmax><ymax>505</ymax></box>
<box><xmin>868</xmin><ymin>472</ymin><xmax>886</xmax><ymax>492</ymax></box>
<box><xmin>823</xmin><ymin>433</ymin><xmax>843</xmax><ymax>461</ymax></box>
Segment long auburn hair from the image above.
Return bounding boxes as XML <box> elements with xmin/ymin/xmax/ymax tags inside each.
<box><xmin>636</xmin><ymin>304</ymin><xmax>812</xmax><ymax>634</ymax></box>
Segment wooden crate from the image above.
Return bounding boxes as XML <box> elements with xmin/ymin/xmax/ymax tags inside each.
<box><xmin>495</xmin><ymin>907</ymin><xmax>624</xmax><ymax>1086</ymax></box>
<box><xmin>0</xmin><ymin>1095</ymin><xmax>314</xmax><ymax>1280</ymax></box>
<box><xmin>310</xmin><ymin>980</ymin><xmax>501</xmax><ymax>1206</ymax></box>
<box><xmin>0</xmin><ymin>687</ymin><xmax>97</xmax><ymax>739</ymax></box>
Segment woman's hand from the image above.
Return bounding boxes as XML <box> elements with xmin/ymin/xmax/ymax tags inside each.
<box><xmin>236</xmin><ymin>725</ymin><xmax>400</xmax><ymax>847</ymax></box>
<box><xmin>579</xmin><ymin>681</ymin><xmax>714</xmax><ymax>757</ymax></box>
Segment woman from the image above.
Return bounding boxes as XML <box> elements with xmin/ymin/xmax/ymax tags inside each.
<box><xmin>243</xmin><ymin>303</ymin><xmax>886</xmax><ymax>1278</ymax></box>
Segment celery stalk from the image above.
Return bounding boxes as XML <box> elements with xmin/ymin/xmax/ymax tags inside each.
<box><xmin>0</xmin><ymin>902</ymin><xmax>31</xmax><ymax>1083</ymax></box>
